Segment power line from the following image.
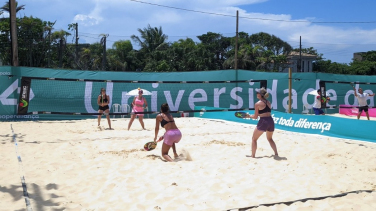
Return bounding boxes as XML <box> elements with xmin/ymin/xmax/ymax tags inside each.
<box><xmin>79</xmin><ymin>32</ymin><xmax>376</xmax><ymax>46</ymax></box>
<box><xmin>79</xmin><ymin>31</ymin><xmax>236</xmax><ymax>38</ymax></box>
<box><xmin>288</xmin><ymin>40</ymin><xmax>376</xmax><ymax>46</ymax></box>
<box><xmin>79</xmin><ymin>35</ymin><xmax>102</xmax><ymax>40</ymax></box>
<box><xmin>129</xmin><ymin>0</ymin><xmax>376</xmax><ymax>24</ymax></box>
<box><xmin>129</xmin><ymin>0</ymin><xmax>236</xmax><ymax>18</ymax></box>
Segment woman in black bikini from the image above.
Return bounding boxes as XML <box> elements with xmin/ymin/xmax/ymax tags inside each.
<box><xmin>97</xmin><ymin>88</ymin><xmax>112</xmax><ymax>129</ymax></box>
<box><xmin>154</xmin><ymin>103</ymin><xmax>182</xmax><ymax>162</ymax></box>
<box><xmin>246</xmin><ymin>88</ymin><xmax>278</xmax><ymax>158</ymax></box>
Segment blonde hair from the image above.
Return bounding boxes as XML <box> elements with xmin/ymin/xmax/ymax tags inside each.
<box><xmin>258</xmin><ymin>87</ymin><xmax>269</xmax><ymax>99</ymax></box>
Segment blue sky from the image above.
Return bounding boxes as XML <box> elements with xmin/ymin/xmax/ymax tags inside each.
<box><xmin>12</xmin><ymin>0</ymin><xmax>376</xmax><ymax>64</ymax></box>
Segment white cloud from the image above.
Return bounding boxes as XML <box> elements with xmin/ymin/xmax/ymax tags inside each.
<box><xmin>73</xmin><ymin>0</ymin><xmax>105</xmax><ymax>26</ymax></box>
<box><xmin>73</xmin><ymin>14</ymin><xmax>101</xmax><ymax>26</ymax></box>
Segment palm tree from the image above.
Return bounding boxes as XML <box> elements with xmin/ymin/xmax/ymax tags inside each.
<box><xmin>248</xmin><ymin>32</ymin><xmax>292</xmax><ymax>72</ymax></box>
<box><xmin>1</xmin><ymin>1</ymin><xmax>25</xmax><ymax>13</ymax></box>
<box><xmin>224</xmin><ymin>44</ymin><xmax>264</xmax><ymax>70</ymax></box>
<box><xmin>130</xmin><ymin>24</ymin><xmax>169</xmax><ymax>71</ymax></box>
<box><xmin>107</xmin><ymin>40</ymin><xmax>133</xmax><ymax>71</ymax></box>
<box><xmin>0</xmin><ymin>1</ymin><xmax>25</xmax><ymax>65</ymax></box>
<box><xmin>78</xmin><ymin>43</ymin><xmax>103</xmax><ymax>71</ymax></box>
<box><xmin>131</xmin><ymin>24</ymin><xmax>168</xmax><ymax>53</ymax></box>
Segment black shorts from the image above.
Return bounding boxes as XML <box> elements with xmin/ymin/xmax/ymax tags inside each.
<box><xmin>99</xmin><ymin>105</ymin><xmax>109</xmax><ymax>111</ymax></box>
<box><xmin>256</xmin><ymin>116</ymin><xmax>275</xmax><ymax>132</ymax></box>
<box><xmin>359</xmin><ymin>106</ymin><xmax>369</xmax><ymax>113</ymax></box>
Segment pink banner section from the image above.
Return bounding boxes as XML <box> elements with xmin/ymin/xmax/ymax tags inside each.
<box><xmin>339</xmin><ymin>105</ymin><xmax>376</xmax><ymax>117</ymax></box>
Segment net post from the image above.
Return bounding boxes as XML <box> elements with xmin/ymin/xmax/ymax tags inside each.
<box><xmin>18</xmin><ymin>77</ymin><xmax>32</xmax><ymax>115</ymax></box>
<box><xmin>260</xmin><ymin>80</ymin><xmax>267</xmax><ymax>89</ymax></box>
<box><xmin>319</xmin><ymin>80</ymin><xmax>327</xmax><ymax>109</ymax></box>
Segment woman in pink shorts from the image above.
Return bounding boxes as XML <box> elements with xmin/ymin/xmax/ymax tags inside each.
<box><xmin>154</xmin><ymin>103</ymin><xmax>182</xmax><ymax>162</ymax></box>
<box><xmin>128</xmin><ymin>89</ymin><xmax>148</xmax><ymax>130</ymax></box>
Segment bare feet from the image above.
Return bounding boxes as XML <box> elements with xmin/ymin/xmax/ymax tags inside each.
<box><xmin>163</xmin><ymin>155</ymin><xmax>174</xmax><ymax>162</ymax></box>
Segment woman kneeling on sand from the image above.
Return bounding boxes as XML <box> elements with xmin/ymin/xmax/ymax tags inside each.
<box><xmin>154</xmin><ymin>103</ymin><xmax>182</xmax><ymax>162</ymax></box>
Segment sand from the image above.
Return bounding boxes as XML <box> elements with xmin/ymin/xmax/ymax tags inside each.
<box><xmin>1</xmin><ymin>115</ymin><xmax>375</xmax><ymax>211</ymax></box>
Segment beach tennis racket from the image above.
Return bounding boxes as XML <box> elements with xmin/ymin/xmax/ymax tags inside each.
<box><xmin>234</xmin><ymin>111</ymin><xmax>248</xmax><ymax>118</ymax></box>
<box><xmin>144</xmin><ymin>141</ymin><xmax>157</xmax><ymax>151</ymax></box>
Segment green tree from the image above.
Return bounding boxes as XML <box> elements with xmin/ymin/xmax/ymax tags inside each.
<box><xmin>130</xmin><ymin>24</ymin><xmax>169</xmax><ymax>71</ymax></box>
<box><xmin>50</xmin><ymin>30</ymin><xmax>71</xmax><ymax>68</ymax></box>
<box><xmin>249</xmin><ymin>32</ymin><xmax>292</xmax><ymax>55</ymax></box>
<box><xmin>77</xmin><ymin>42</ymin><xmax>103</xmax><ymax>70</ymax></box>
<box><xmin>359</xmin><ymin>51</ymin><xmax>376</xmax><ymax>62</ymax></box>
<box><xmin>0</xmin><ymin>15</ymin><xmax>55</xmax><ymax>67</ymax></box>
<box><xmin>0</xmin><ymin>17</ymin><xmax>11</xmax><ymax>64</ymax></box>
<box><xmin>224</xmin><ymin>44</ymin><xmax>264</xmax><ymax>70</ymax></box>
<box><xmin>17</xmin><ymin>16</ymin><xmax>54</xmax><ymax>67</ymax></box>
<box><xmin>224</xmin><ymin>32</ymin><xmax>257</xmax><ymax>70</ymax></box>
<box><xmin>248</xmin><ymin>32</ymin><xmax>292</xmax><ymax>72</ymax></box>
<box><xmin>107</xmin><ymin>40</ymin><xmax>134</xmax><ymax>71</ymax></box>
<box><xmin>224</xmin><ymin>32</ymin><xmax>291</xmax><ymax>71</ymax></box>
<box><xmin>167</xmin><ymin>38</ymin><xmax>216</xmax><ymax>72</ymax></box>
<box><xmin>312</xmin><ymin>60</ymin><xmax>350</xmax><ymax>74</ymax></box>
<box><xmin>131</xmin><ymin>24</ymin><xmax>168</xmax><ymax>53</ymax></box>
<box><xmin>349</xmin><ymin>60</ymin><xmax>376</xmax><ymax>75</ymax></box>
<box><xmin>197</xmin><ymin>32</ymin><xmax>231</xmax><ymax>70</ymax></box>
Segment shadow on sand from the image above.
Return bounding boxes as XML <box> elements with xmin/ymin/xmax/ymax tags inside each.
<box><xmin>246</xmin><ymin>155</ymin><xmax>287</xmax><ymax>160</ymax></box>
<box><xmin>0</xmin><ymin>183</ymin><xmax>65</xmax><ymax>211</ymax></box>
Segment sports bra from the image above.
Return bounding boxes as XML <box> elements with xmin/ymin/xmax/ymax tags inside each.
<box><xmin>100</xmin><ymin>95</ymin><xmax>108</xmax><ymax>103</ymax></box>
<box><xmin>160</xmin><ymin>114</ymin><xmax>174</xmax><ymax>128</ymax></box>
<box><xmin>259</xmin><ymin>100</ymin><xmax>271</xmax><ymax>114</ymax></box>
<box><xmin>134</xmin><ymin>97</ymin><xmax>144</xmax><ymax>106</ymax></box>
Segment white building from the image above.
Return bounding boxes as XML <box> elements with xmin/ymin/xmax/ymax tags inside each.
<box><xmin>280</xmin><ymin>51</ymin><xmax>317</xmax><ymax>72</ymax></box>
<box><xmin>353</xmin><ymin>52</ymin><xmax>365</xmax><ymax>61</ymax></box>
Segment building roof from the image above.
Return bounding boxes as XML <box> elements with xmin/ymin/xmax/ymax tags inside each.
<box><xmin>288</xmin><ymin>51</ymin><xmax>317</xmax><ymax>58</ymax></box>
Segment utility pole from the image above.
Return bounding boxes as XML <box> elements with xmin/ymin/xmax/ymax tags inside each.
<box><xmin>101</xmin><ymin>34</ymin><xmax>108</xmax><ymax>71</ymax></box>
<box><xmin>47</xmin><ymin>28</ymin><xmax>51</xmax><ymax>68</ymax></box>
<box><xmin>299</xmin><ymin>36</ymin><xmax>302</xmax><ymax>72</ymax></box>
<box><xmin>9</xmin><ymin>0</ymin><xmax>18</xmax><ymax>66</ymax></box>
<box><xmin>235</xmin><ymin>10</ymin><xmax>239</xmax><ymax>108</ymax></box>
<box><xmin>288</xmin><ymin>67</ymin><xmax>292</xmax><ymax>113</ymax></box>
<box><xmin>28</xmin><ymin>25</ymin><xmax>32</xmax><ymax>66</ymax></box>
<box><xmin>75</xmin><ymin>23</ymin><xmax>79</xmax><ymax>63</ymax></box>
<box><xmin>59</xmin><ymin>39</ymin><xmax>63</xmax><ymax>68</ymax></box>
<box><xmin>234</xmin><ymin>10</ymin><xmax>239</xmax><ymax>70</ymax></box>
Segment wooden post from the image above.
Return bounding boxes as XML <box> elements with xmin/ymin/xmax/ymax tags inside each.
<box><xmin>9</xmin><ymin>0</ymin><xmax>18</xmax><ymax>66</ymax></box>
<box><xmin>288</xmin><ymin>67</ymin><xmax>292</xmax><ymax>113</ymax></box>
<box><xmin>234</xmin><ymin>10</ymin><xmax>238</xmax><ymax>70</ymax></box>
<box><xmin>75</xmin><ymin>23</ymin><xmax>79</xmax><ymax>63</ymax></box>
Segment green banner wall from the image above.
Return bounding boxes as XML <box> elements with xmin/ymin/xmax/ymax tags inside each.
<box><xmin>194</xmin><ymin>106</ymin><xmax>376</xmax><ymax>144</ymax></box>
<box><xmin>1</xmin><ymin>66</ymin><xmax>376</xmax><ymax>121</ymax></box>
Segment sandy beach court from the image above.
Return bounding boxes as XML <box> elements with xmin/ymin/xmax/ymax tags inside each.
<box><xmin>1</xmin><ymin>116</ymin><xmax>375</xmax><ymax>211</ymax></box>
